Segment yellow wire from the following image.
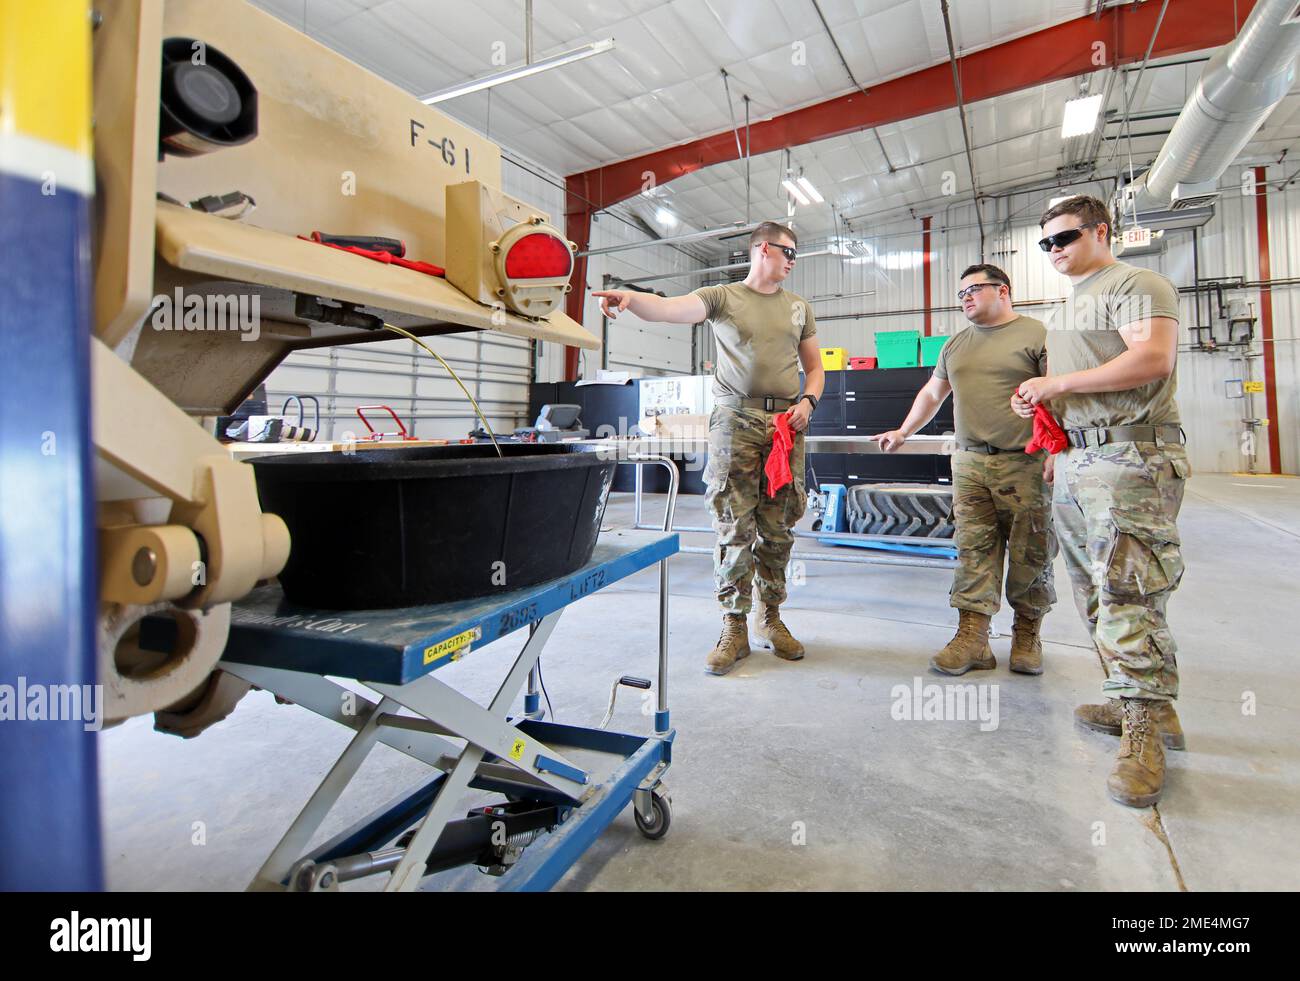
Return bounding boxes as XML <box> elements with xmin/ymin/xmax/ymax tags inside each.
<box><xmin>381</xmin><ymin>323</ymin><xmax>503</xmax><ymax>457</ymax></box>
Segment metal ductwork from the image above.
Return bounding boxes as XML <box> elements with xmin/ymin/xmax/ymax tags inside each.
<box><xmin>1120</xmin><ymin>0</ymin><xmax>1300</xmax><ymax>220</ymax></box>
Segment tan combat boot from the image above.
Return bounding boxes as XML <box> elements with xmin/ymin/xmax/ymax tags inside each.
<box><xmin>1009</xmin><ymin>614</ymin><xmax>1043</xmax><ymax>675</ymax></box>
<box><xmin>930</xmin><ymin>610</ymin><xmax>995</xmax><ymax>675</ymax></box>
<box><xmin>1075</xmin><ymin>699</ymin><xmax>1186</xmax><ymax>750</ymax></box>
<box><xmin>1107</xmin><ymin>698</ymin><xmax>1166</xmax><ymax>807</ymax></box>
<box><xmin>705</xmin><ymin>613</ymin><xmax>751</xmax><ymax>676</ymax></box>
<box><xmin>752</xmin><ymin>604</ymin><xmax>805</xmax><ymax>661</ymax></box>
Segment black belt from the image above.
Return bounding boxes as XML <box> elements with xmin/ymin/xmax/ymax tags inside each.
<box><xmin>958</xmin><ymin>441</ymin><xmax>1024</xmax><ymax>455</ymax></box>
<box><xmin>713</xmin><ymin>395</ymin><xmax>796</xmax><ymax>412</ymax></box>
<box><xmin>1065</xmin><ymin>424</ymin><xmax>1186</xmax><ymax>449</ymax></box>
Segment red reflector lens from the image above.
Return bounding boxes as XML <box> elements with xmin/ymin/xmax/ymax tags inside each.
<box><xmin>504</xmin><ymin>232</ymin><xmax>573</xmax><ymax>279</ymax></box>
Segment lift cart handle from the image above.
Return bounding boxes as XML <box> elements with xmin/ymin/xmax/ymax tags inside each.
<box><xmin>356</xmin><ymin>404</ymin><xmax>414</xmax><ymax>441</ymax></box>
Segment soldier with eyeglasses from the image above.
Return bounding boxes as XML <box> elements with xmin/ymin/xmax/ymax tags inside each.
<box><xmin>873</xmin><ymin>264</ymin><xmax>1057</xmax><ymax>678</ymax></box>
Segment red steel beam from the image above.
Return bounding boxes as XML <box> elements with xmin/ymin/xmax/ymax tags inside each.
<box><xmin>567</xmin><ymin>0</ymin><xmax>1252</xmax><ymax>213</ymax></box>
<box><xmin>1253</xmin><ymin>164</ymin><xmax>1283</xmax><ymax>474</ymax></box>
<box><xmin>561</xmin><ymin>0</ymin><xmax>1255</xmax><ymax>378</ymax></box>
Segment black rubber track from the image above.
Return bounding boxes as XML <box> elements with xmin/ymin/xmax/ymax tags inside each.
<box><xmin>845</xmin><ymin>484</ymin><xmax>955</xmax><ymax>538</ymax></box>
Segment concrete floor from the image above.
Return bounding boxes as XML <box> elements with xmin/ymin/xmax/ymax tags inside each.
<box><xmin>100</xmin><ymin>472</ymin><xmax>1300</xmax><ymax>891</ymax></box>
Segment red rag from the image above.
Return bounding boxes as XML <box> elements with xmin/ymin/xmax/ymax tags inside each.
<box><xmin>1025</xmin><ymin>403</ymin><xmax>1069</xmax><ymax>454</ymax></box>
<box><xmin>299</xmin><ymin>236</ymin><xmax>446</xmax><ymax>277</ymax></box>
<box><xmin>765</xmin><ymin>413</ymin><xmax>795</xmax><ymax>497</ymax></box>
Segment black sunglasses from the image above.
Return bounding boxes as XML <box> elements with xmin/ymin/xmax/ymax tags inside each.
<box><xmin>1038</xmin><ymin>222</ymin><xmax>1099</xmax><ymax>252</ymax></box>
<box><xmin>764</xmin><ymin>243</ymin><xmax>797</xmax><ymax>261</ymax></box>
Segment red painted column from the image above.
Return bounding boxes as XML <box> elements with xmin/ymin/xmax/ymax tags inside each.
<box><xmin>1254</xmin><ymin>165</ymin><xmax>1283</xmax><ymax>474</ymax></box>
<box><xmin>563</xmin><ymin>175</ymin><xmax>593</xmax><ymax>382</ymax></box>
<box><xmin>922</xmin><ymin>216</ymin><xmax>933</xmax><ymax>338</ymax></box>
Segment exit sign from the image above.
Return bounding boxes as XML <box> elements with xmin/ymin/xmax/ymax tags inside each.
<box><xmin>1122</xmin><ymin>227</ymin><xmax>1152</xmax><ymax>249</ymax></box>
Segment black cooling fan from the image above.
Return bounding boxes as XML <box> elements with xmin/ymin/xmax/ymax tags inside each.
<box><xmin>159</xmin><ymin>37</ymin><xmax>258</xmax><ymax>157</ymax></box>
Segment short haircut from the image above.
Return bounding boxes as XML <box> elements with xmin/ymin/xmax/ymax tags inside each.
<box><xmin>1039</xmin><ymin>194</ymin><xmax>1112</xmax><ymax>231</ymax></box>
<box><xmin>751</xmin><ymin>221</ymin><xmax>797</xmax><ymax>249</ymax></box>
<box><xmin>960</xmin><ymin>263</ymin><xmax>1011</xmax><ymax>294</ymax></box>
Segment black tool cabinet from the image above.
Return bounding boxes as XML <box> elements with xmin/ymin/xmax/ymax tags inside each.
<box><xmin>529</xmin><ymin>367</ymin><xmax>953</xmax><ymax>495</ymax></box>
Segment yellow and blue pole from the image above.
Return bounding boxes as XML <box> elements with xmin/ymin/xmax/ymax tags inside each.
<box><xmin>0</xmin><ymin>1</ymin><xmax>102</xmax><ymax>889</ymax></box>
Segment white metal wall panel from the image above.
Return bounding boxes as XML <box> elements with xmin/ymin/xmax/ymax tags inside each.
<box><xmin>577</xmin><ymin>214</ymin><xmax>706</xmax><ymax>378</ymax></box>
<box><xmin>785</xmin><ymin>216</ymin><xmax>929</xmax><ymax>356</ymax></box>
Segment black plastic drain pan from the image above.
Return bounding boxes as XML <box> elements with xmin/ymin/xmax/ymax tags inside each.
<box><xmin>250</xmin><ymin>443</ymin><xmax>616</xmax><ymax>610</ymax></box>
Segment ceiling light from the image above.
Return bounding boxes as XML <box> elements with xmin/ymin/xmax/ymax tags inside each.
<box><xmin>796</xmin><ymin>176</ymin><xmax>824</xmax><ymax>204</ymax></box>
<box><xmin>782</xmin><ymin>179</ymin><xmax>811</xmax><ymax>207</ymax></box>
<box><xmin>420</xmin><ymin>38</ymin><xmax>615</xmax><ymax>104</ymax></box>
<box><xmin>1061</xmin><ymin>94</ymin><xmax>1103</xmax><ymax>139</ymax></box>
<box><xmin>655</xmin><ymin>207</ymin><xmax>677</xmax><ymax>227</ymax></box>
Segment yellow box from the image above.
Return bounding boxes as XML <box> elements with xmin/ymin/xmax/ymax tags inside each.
<box><xmin>820</xmin><ymin>347</ymin><xmax>847</xmax><ymax>370</ymax></box>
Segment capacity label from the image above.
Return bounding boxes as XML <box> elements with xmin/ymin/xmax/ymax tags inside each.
<box><xmin>423</xmin><ymin>626</ymin><xmax>482</xmax><ymax>665</ymax></box>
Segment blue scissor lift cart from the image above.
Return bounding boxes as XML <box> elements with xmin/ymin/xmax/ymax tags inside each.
<box><xmin>217</xmin><ymin>515</ymin><xmax>678</xmax><ymax>892</ymax></box>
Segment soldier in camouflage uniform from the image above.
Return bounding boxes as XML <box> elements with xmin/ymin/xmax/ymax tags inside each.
<box><xmin>874</xmin><ymin>264</ymin><xmax>1056</xmax><ymax>675</ymax></box>
<box><xmin>1015</xmin><ymin>195</ymin><xmax>1188</xmax><ymax>808</ymax></box>
<box><xmin>704</xmin><ymin>403</ymin><xmax>807</xmax><ymax>620</ymax></box>
<box><xmin>595</xmin><ymin>222</ymin><xmax>823</xmax><ymax>676</ymax></box>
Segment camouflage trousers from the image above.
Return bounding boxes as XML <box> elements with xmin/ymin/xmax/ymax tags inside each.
<box><xmin>1053</xmin><ymin>440</ymin><xmax>1190</xmax><ymax>701</ymax></box>
<box><xmin>950</xmin><ymin>449</ymin><xmax>1057</xmax><ymax>618</ymax></box>
<box><xmin>704</xmin><ymin>406</ymin><xmax>806</xmax><ymax>614</ymax></box>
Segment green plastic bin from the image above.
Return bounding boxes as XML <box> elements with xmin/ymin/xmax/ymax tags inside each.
<box><xmin>920</xmin><ymin>335</ymin><xmax>948</xmax><ymax>367</ymax></box>
<box><xmin>875</xmin><ymin>330</ymin><xmax>920</xmax><ymax>369</ymax></box>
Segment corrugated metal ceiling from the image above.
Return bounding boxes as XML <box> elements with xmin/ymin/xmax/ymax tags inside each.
<box><xmin>250</xmin><ymin>2</ymin><xmax>1300</xmax><ymax>242</ymax></box>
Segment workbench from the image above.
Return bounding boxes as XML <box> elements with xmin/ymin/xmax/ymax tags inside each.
<box><xmin>578</xmin><ymin>435</ymin><xmax>959</xmax><ymax>570</ymax></box>
<box><xmin>216</xmin><ymin>527</ymin><xmax>679</xmax><ymax>892</ymax></box>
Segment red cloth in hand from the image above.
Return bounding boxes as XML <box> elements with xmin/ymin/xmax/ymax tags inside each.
<box><xmin>1025</xmin><ymin>403</ymin><xmax>1068</xmax><ymax>454</ymax></box>
<box><xmin>765</xmin><ymin>413</ymin><xmax>796</xmax><ymax>497</ymax></box>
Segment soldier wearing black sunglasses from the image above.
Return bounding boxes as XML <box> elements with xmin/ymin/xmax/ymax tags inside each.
<box><xmin>1013</xmin><ymin>193</ymin><xmax>1188</xmax><ymax>809</ymax></box>
<box><xmin>594</xmin><ymin>222</ymin><xmax>822</xmax><ymax>677</ymax></box>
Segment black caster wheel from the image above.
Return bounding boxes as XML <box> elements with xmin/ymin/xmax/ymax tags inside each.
<box><xmin>634</xmin><ymin>786</ymin><xmax>672</xmax><ymax>840</ymax></box>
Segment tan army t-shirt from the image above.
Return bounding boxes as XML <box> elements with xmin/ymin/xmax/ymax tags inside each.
<box><xmin>1047</xmin><ymin>261</ymin><xmax>1181</xmax><ymax>429</ymax></box>
<box><xmin>934</xmin><ymin>314</ymin><xmax>1047</xmax><ymax>450</ymax></box>
<box><xmin>692</xmin><ymin>283</ymin><xmax>817</xmax><ymax>401</ymax></box>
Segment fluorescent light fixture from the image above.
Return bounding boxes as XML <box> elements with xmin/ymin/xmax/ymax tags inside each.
<box><xmin>420</xmin><ymin>38</ymin><xmax>615</xmax><ymax>104</ymax></box>
<box><xmin>782</xmin><ymin>178</ymin><xmax>811</xmax><ymax>207</ymax></box>
<box><xmin>655</xmin><ymin>207</ymin><xmax>677</xmax><ymax>227</ymax></box>
<box><xmin>796</xmin><ymin>176</ymin><xmax>824</xmax><ymax>204</ymax></box>
<box><xmin>1061</xmin><ymin>94</ymin><xmax>1103</xmax><ymax>138</ymax></box>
